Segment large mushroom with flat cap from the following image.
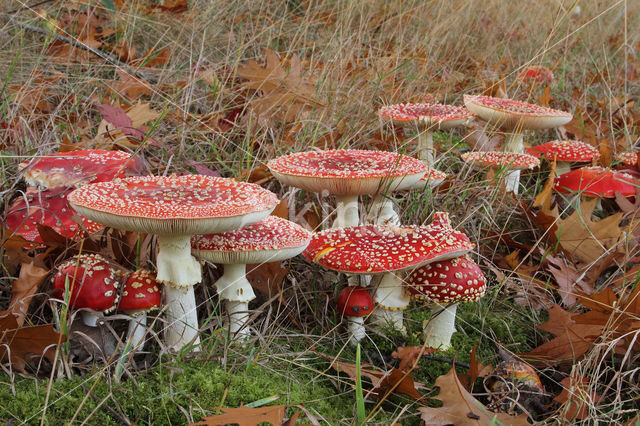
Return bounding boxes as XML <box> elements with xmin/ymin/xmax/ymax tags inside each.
<box><xmin>526</xmin><ymin>140</ymin><xmax>599</xmax><ymax>175</ymax></box>
<box><xmin>461</xmin><ymin>151</ymin><xmax>540</xmax><ymax>194</ymax></box>
<box><xmin>68</xmin><ymin>175</ymin><xmax>278</xmax><ymax>350</ymax></box>
<box><xmin>192</xmin><ymin>216</ymin><xmax>311</xmax><ymax>339</ymax></box>
<box><xmin>304</xmin><ymin>212</ymin><xmax>473</xmax><ymax>332</ymax></box>
<box><xmin>379</xmin><ymin>103</ymin><xmax>473</xmax><ymax>166</ymax></box>
<box><xmin>407</xmin><ymin>254</ymin><xmax>486</xmax><ymax>349</ymax></box>
<box><xmin>268</xmin><ymin>149</ymin><xmax>427</xmax><ymax>228</ymax></box>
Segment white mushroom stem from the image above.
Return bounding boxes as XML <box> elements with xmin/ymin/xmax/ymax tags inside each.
<box><xmin>126</xmin><ymin>312</ymin><xmax>148</xmax><ymax>351</ymax></box>
<box><xmin>164</xmin><ymin>285</ymin><xmax>201</xmax><ymax>350</ymax></box>
<box><xmin>333</xmin><ymin>195</ymin><xmax>359</xmax><ymax>228</ymax></box>
<box><xmin>555</xmin><ymin>161</ymin><xmax>571</xmax><ymax>176</ymax></box>
<box><xmin>81</xmin><ymin>311</ymin><xmax>101</xmax><ymax>327</ymax></box>
<box><xmin>157</xmin><ymin>235</ymin><xmax>201</xmax><ymax>286</ymax></box>
<box><xmin>504</xmin><ymin>170</ymin><xmax>521</xmax><ymax>194</ymax></box>
<box><xmin>423</xmin><ymin>304</ymin><xmax>458</xmax><ymax>349</ymax></box>
<box><xmin>417</xmin><ymin>130</ymin><xmax>435</xmax><ymax>166</ymax></box>
<box><xmin>365</xmin><ymin>195</ymin><xmax>400</xmax><ymax>225</ymax></box>
<box><xmin>215</xmin><ymin>263</ymin><xmax>256</xmax><ymax>340</ymax></box>
<box><xmin>347</xmin><ymin>316</ymin><xmax>366</xmax><ymax>344</ymax></box>
<box><xmin>504</xmin><ymin>131</ymin><xmax>525</xmax><ymax>194</ymax></box>
<box><xmin>371</xmin><ymin>272</ymin><xmax>409</xmax><ymax>331</ymax></box>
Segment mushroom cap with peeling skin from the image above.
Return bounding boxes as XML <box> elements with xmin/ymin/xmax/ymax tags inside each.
<box><xmin>337</xmin><ymin>286</ymin><xmax>374</xmax><ymax>318</ymax></box>
<box><xmin>19</xmin><ymin>150</ymin><xmax>135</xmax><ymax>189</ymax></box>
<box><xmin>554</xmin><ymin>167</ymin><xmax>636</xmax><ymax>198</ymax></box>
<box><xmin>68</xmin><ymin>175</ymin><xmax>279</xmax><ymax>236</ymax></box>
<box><xmin>464</xmin><ymin>94</ymin><xmax>572</xmax><ymax>130</ymax></box>
<box><xmin>406</xmin><ymin>254</ymin><xmax>486</xmax><ymax>304</ymax></box>
<box><xmin>379</xmin><ymin>103</ymin><xmax>473</xmax><ymax>129</ymax></box>
<box><xmin>617</xmin><ymin>151</ymin><xmax>640</xmax><ymax>166</ymax></box>
<box><xmin>526</xmin><ymin>140</ymin><xmax>599</xmax><ymax>163</ymax></box>
<box><xmin>303</xmin><ymin>212</ymin><xmax>473</xmax><ymax>274</ymax></box>
<box><xmin>268</xmin><ymin>150</ymin><xmax>428</xmax><ymax>195</ymax></box>
<box><xmin>53</xmin><ymin>254</ymin><xmax>120</xmax><ymax>313</ymax></box>
<box><xmin>192</xmin><ymin>216</ymin><xmax>312</xmax><ymax>265</ymax></box>
<box><xmin>118</xmin><ymin>270</ymin><xmax>162</xmax><ymax>315</ymax></box>
<box><xmin>462</xmin><ymin>151</ymin><xmax>540</xmax><ymax>170</ymax></box>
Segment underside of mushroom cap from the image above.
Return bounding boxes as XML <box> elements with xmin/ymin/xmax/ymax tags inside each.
<box><xmin>462</xmin><ymin>151</ymin><xmax>540</xmax><ymax>170</ymax></box>
<box><xmin>554</xmin><ymin>167</ymin><xmax>636</xmax><ymax>198</ymax></box>
<box><xmin>526</xmin><ymin>140</ymin><xmax>599</xmax><ymax>163</ymax></box>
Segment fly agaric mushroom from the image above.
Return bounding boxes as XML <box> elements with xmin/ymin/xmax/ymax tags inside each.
<box><xmin>6</xmin><ymin>187</ymin><xmax>104</xmax><ymax>243</ymax></box>
<box><xmin>526</xmin><ymin>140</ymin><xmax>599</xmax><ymax>175</ymax></box>
<box><xmin>53</xmin><ymin>254</ymin><xmax>119</xmax><ymax>327</ymax></box>
<box><xmin>303</xmin><ymin>212</ymin><xmax>473</xmax><ymax>332</ymax></box>
<box><xmin>554</xmin><ymin>167</ymin><xmax>636</xmax><ymax>200</ymax></box>
<box><xmin>192</xmin><ymin>216</ymin><xmax>311</xmax><ymax>339</ymax></box>
<box><xmin>617</xmin><ymin>151</ymin><xmax>640</xmax><ymax>167</ymax></box>
<box><xmin>118</xmin><ymin>269</ymin><xmax>162</xmax><ymax>351</ymax></box>
<box><xmin>461</xmin><ymin>151</ymin><xmax>540</xmax><ymax>194</ymax></box>
<box><xmin>406</xmin><ymin>254</ymin><xmax>486</xmax><ymax>349</ymax></box>
<box><xmin>268</xmin><ymin>149</ymin><xmax>427</xmax><ymax>228</ymax></box>
<box><xmin>337</xmin><ymin>286</ymin><xmax>374</xmax><ymax>343</ymax></box>
<box><xmin>19</xmin><ymin>149</ymin><xmax>135</xmax><ymax>189</ymax></box>
<box><xmin>68</xmin><ymin>175</ymin><xmax>278</xmax><ymax>350</ymax></box>
<box><xmin>379</xmin><ymin>103</ymin><xmax>473</xmax><ymax>166</ymax></box>
<box><xmin>517</xmin><ymin>65</ymin><xmax>554</xmax><ymax>86</ymax></box>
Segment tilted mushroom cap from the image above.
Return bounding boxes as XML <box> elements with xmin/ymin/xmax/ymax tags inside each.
<box><xmin>192</xmin><ymin>216</ymin><xmax>312</xmax><ymax>264</ymax></box>
<box><xmin>463</xmin><ymin>94</ymin><xmax>572</xmax><ymax>130</ymax></box>
<box><xmin>19</xmin><ymin>150</ymin><xmax>135</xmax><ymax>189</ymax></box>
<box><xmin>53</xmin><ymin>254</ymin><xmax>119</xmax><ymax>313</ymax></box>
<box><xmin>267</xmin><ymin>150</ymin><xmax>428</xmax><ymax>195</ymax></box>
<box><xmin>462</xmin><ymin>151</ymin><xmax>540</xmax><ymax>170</ymax></box>
<box><xmin>517</xmin><ymin>66</ymin><xmax>554</xmax><ymax>85</ymax></box>
<box><xmin>6</xmin><ymin>187</ymin><xmax>104</xmax><ymax>242</ymax></box>
<box><xmin>526</xmin><ymin>140</ymin><xmax>599</xmax><ymax>163</ymax></box>
<box><xmin>118</xmin><ymin>270</ymin><xmax>162</xmax><ymax>315</ymax></box>
<box><xmin>379</xmin><ymin>103</ymin><xmax>473</xmax><ymax>129</ymax></box>
<box><xmin>406</xmin><ymin>254</ymin><xmax>486</xmax><ymax>303</ymax></box>
<box><xmin>68</xmin><ymin>175</ymin><xmax>279</xmax><ymax>236</ymax></box>
<box><xmin>414</xmin><ymin>168</ymin><xmax>448</xmax><ymax>189</ymax></box>
<box><xmin>617</xmin><ymin>151</ymin><xmax>639</xmax><ymax>166</ymax></box>
<box><xmin>337</xmin><ymin>286</ymin><xmax>374</xmax><ymax>318</ymax></box>
<box><xmin>554</xmin><ymin>167</ymin><xmax>636</xmax><ymax>198</ymax></box>
<box><xmin>303</xmin><ymin>212</ymin><xmax>473</xmax><ymax>274</ymax></box>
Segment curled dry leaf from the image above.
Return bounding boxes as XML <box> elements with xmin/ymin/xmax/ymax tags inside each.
<box><xmin>0</xmin><ymin>261</ymin><xmax>49</xmax><ymax>327</ymax></box>
<box><xmin>0</xmin><ymin>316</ymin><xmax>64</xmax><ymax>372</ymax></box>
<box><xmin>554</xmin><ymin>376</ymin><xmax>602</xmax><ymax>421</ymax></box>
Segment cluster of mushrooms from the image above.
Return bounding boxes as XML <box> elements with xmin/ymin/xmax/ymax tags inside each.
<box><xmin>7</xmin><ymin>89</ymin><xmax>638</xmax><ymax>352</ymax></box>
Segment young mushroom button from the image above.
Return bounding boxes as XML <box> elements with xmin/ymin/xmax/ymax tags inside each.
<box><xmin>118</xmin><ymin>269</ymin><xmax>162</xmax><ymax>352</ymax></box>
<box><xmin>337</xmin><ymin>286</ymin><xmax>374</xmax><ymax>344</ymax></box>
<box><xmin>68</xmin><ymin>175</ymin><xmax>279</xmax><ymax>351</ymax></box>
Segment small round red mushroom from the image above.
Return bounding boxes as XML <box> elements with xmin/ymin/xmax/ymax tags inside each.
<box><xmin>526</xmin><ymin>140</ymin><xmax>599</xmax><ymax>175</ymax></box>
<box><xmin>337</xmin><ymin>286</ymin><xmax>374</xmax><ymax>343</ymax></box>
<box><xmin>118</xmin><ymin>269</ymin><xmax>162</xmax><ymax>351</ymax></box>
<box><xmin>53</xmin><ymin>254</ymin><xmax>119</xmax><ymax>327</ymax></box>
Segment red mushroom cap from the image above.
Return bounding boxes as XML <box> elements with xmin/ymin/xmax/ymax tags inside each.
<box><xmin>406</xmin><ymin>255</ymin><xmax>486</xmax><ymax>303</ymax></box>
<box><xmin>267</xmin><ymin>150</ymin><xmax>428</xmax><ymax>195</ymax></box>
<box><xmin>19</xmin><ymin>150</ymin><xmax>134</xmax><ymax>189</ymax></box>
<box><xmin>118</xmin><ymin>270</ymin><xmax>162</xmax><ymax>314</ymax></box>
<box><xmin>617</xmin><ymin>151</ymin><xmax>639</xmax><ymax>167</ymax></box>
<box><xmin>526</xmin><ymin>140</ymin><xmax>599</xmax><ymax>163</ymax></box>
<box><xmin>192</xmin><ymin>216</ymin><xmax>312</xmax><ymax>264</ymax></box>
<box><xmin>53</xmin><ymin>254</ymin><xmax>119</xmax><ymax>313</ymax></box>
<box><xmin>6</xmin><ymin>187</ymin><xmax>104</xmax><ymax>242</ymax></box>
<box><xmin>337</xmin><ymin>286</ymin><xmax>374</xmax><ymax>317</ymax></box>
<box><xmin>554</xmin><ymin>167</ymin><xmax>636</xmax><ymax>198</ymax></box>
<box><xmin>379</xmin><ymin>103</ymin><xmax>473</xmax><ymax>129</ymax></box>
<box><xmin>463</xmin><ymin>94</ymin><xmax>572</xmax><ymax>130</ymax></box>
<box><xmin>68</xmin><ymin>175</ymin><xmax>279</xmax><ymax>236</ymax></box>
<box><xmin>303</xmin><ymin>212</ymin><xmax>473</xmax><ymax>274</ymax></box>
<box><xmin>517</xmin><ymin>66</ymin><xmax>554</xmax><ymax>85</ymax></box>
<box><xmin>461</xmin><ymin>151</ymin><xmax>540</xmax><ymax>170</ymax></box>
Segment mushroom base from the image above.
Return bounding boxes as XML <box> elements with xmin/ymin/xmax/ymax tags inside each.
<box><xmin>227</xmin><ymin>300</ymin><xmax>251</xmax><ymax>339</ymax></box>
<box><xmin>346</xmin><ymin>316</ymin><xmax>366</xmax><ymax>344</ymax></box>
<box><xmin>504</xmin><ymin>170</ymin><xmax>520</xmax><ymax>194</ymax></box>
<box><xmin>371</xmin><ymin>272</ymin><xmax>409</xmax><ymax>331</ymax></box>
<box><xmin>417</xmin><ymin>130</ymin><xmax>435</xmax><ymax>166</ymax></box>
<box><xmin>365</xmin><ymin>195</ymin><xmax>400</xmax><ymax>225</ymax></box>
<box><xmin>423</xmin><ymin>304</ymin><xmax>457</xmax><ymax>349</ymax></box>
<box><xmin>157</xmin><ymin>235</ymin><xmax>202</xmax><ymax>287</ymax></box>
<box><xmin>126</xmin><ymin>312</ymin><xmax>148</xmax><ymax>351</ymax></box>
<box><xmin>164</xmin><ymin>285</ymin><xmax>201</xmax><ymax>351</ymax></box>
<box><xmin>215</xmin><ymin>264</ymin><xmax>256</xmax><ymax>340</ymax></box>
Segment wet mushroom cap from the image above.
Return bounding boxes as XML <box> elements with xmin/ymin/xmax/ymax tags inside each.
<box><xmin>6</xmin><ymin>187</ymin><xmax>104</xmax><ymax>243</ymax></box>
<box><xmin>462</xmin><ymin>151</ymin><xmax>540</xmax><ymax>170</ymax></box>
<box><xmin>379</xmin><ymin>103</ymin><xmax>473</xmax><ymax>129</ymax></box>
<box><xmin>118</xmin><ymin>269</ymin><xmax>162</xmax><ymax>314</ymax></box>
<box><xmin>192</xmin><ymin>216</ymin><xmax>312</xmax><ymax>264</ymax></box>
<box><xmin>406</xmin><ymin>255</ymin><xmax>486</xmax><ymax>303</ymax></box>
<box><xmin>337</xmin><ymin>286</ymin><xmax>374</xmax><ymax>317</ymax></box>
<box><xmin>53</xmin><ymin>254</ymin><xmax>119</xmax><ymax>312</ymax></box>
<box><xmin>463</xmin><ymin>94</ymin><xmax>572</xmax><ymax>130</ymax></box>
<box><xmin>554</xmin><ymin>167</ymin><xmax>636</xmax><ymax>198</ymax></box>
<box><xmin>267</xmin><ymin>150</ymin><xmax>428</xmax><ymax>195</ymax></box>
<box><xmin>526</xmin><ymin>140</ymin><xmax>599</xmax><ymax>163</ymax></box>
<box><xmin>68</xmin><ymin>175</ymin><xmax>279</xmax><ymax>235</ymax></box>
<box><xmin>19</xmin><ymin>149</ymin><xmax>134</xmax><ymax>188</ymax></box>
<box><xmin>303</xmin><ymin>212</ymin><xmax>473</xmax><ymax>274</ymax></box>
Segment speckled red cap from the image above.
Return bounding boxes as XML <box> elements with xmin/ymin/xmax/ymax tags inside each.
<box><xmin>118</xmin><ymin>269</ymin><xmax>162</xmax><ymax>314</ymax></box>
<box><xmin>462</xmin><ymin>151</ymin><xmax>540</xmax><ymax>170</ymax></box>
<box><xmin>617</xmin><ymin>152</ymin><xmax>639</xmax><ymax>166</ymax></box>
<box><xmin>6</xmin><ymin>187</ymin><xmax>104</xmax><ymax>242</ymax></box>
<box><xmin>517</xmin><ymin>66</ymin><xmax>554</xmax><ymax>85</ymax></box>
<box><xmin>19</xmin><ymin>150</ymin><xmax>134</xmax><ymax>189</ymax></box>
<box><xmin>267</xmin><ymin>150</ymin><xmax>428</xmax><ymax>195</ymax></box>
<box><xmin>554</xmin><ymin>167</ymin><xmax>636</xmax><ymax>198</ymax></box>
<box><xmin>68</xmin><ymin>175</ymin><xmax>279</xmax><ymax>236</ymax></box>
<box><xmin>192</xmin><ymin>216</ymin><xmax>312</xmax><ymax>265</ymax></box>
<box><xmin>526</xmin><ymin>140</ymin><xmax>599</xmax><ymax>163</ymax></box>
<box><xmin>464</xmin><ymin>95</ymin><xmax>572</xmax><ymax>130</ymax></box>
<box><xmin>53</xmin><ymin>254</ymin><xmax>119</xmax><ymax>313</ymax></box>
<box><xmin>379</xmin><ymin>103</ymin><xmax>473</xmax><ymax>129</ymax></box>
<box><xmin>303</xmin><ymin>212</ymin><xmax>473</xmax><ymax>274</ymax></box>
<box><xmin>407</xmin><ymin>254</ymin><xmax>486</xmax><ymax>303</ymax></box>
<box><xmin>337</xmin><ymin>286</ymin><xmax>374</xmax><ymax>317</ymax></box>
<box><xmin>415</xmin><ymin>168</ymin><xmax>448</xmax><ymax>189</ymax></box>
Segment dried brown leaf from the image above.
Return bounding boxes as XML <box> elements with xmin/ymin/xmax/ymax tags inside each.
<box><xmin>191</xmin><ymin>405</ymin><xmax>285</xmax><ymax>426</ymax></box>
<box><xmin>0</xmin><ymin>261</ymin><xmax>48</xmax><ymax>327</ymax></box>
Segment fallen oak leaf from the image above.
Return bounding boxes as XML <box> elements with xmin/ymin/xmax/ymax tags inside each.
<box><xmin>545</xmin><ymin>253</ymin><xmax>592</xmax><ymax>307</ymax></box>
<box><xmin>190</xmin><ymin>404</ymin><xmax>285</xmax><ymax>426</ymax></box>
<box><xmin>391</xmin><ymin>345</ymin><xmax>437</xmax><ymax>372</ymax></box>
<box><xmin>554</xmin><ymin>376</ymin><xmax>602</xmax><ymax>421</ymax></box>
<box><xmin>0</xmin><ymin>316</ymin><xmax>64</xmax><ymax>372</ymax></box>
<box><xmin>0</xmin><ymin>261</ymin><xmax>48</xmax><ymax>326</ymax></box>
<box><xmin>458</xmin><ymin>344</ymin><xmax>493</xmax><ymax>392</ymax></box>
